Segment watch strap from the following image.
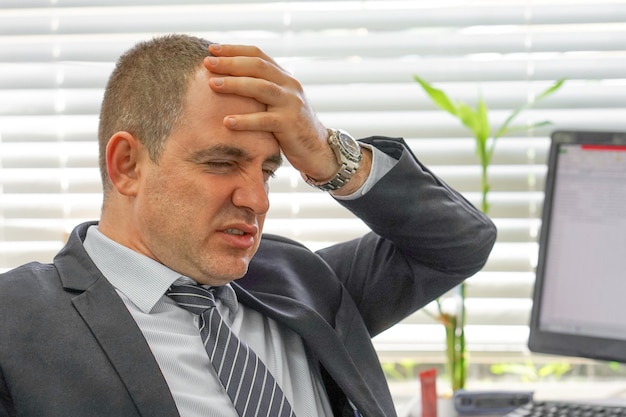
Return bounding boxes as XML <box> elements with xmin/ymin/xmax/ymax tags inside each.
<box><xmin>304</xmin><ymin>129</ymin><xmax>362</xmax><ymax>191</ymax></box>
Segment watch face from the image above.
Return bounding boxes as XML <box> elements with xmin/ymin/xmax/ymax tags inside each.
<box><xmin>337</xmin><ymin>131</ymin><xmax>361</xmax><ymax>159</ymax></box>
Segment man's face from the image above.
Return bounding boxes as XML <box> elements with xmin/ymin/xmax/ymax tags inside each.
<box><xmin>133</xmin><ymin>67</ymin><xmax>282</xmax><ymax>286</ymax></box>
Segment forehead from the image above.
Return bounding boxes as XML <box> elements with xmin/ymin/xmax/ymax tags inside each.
<box><xmin>167</xmin><ymin>67</ymin><xmax>280</xmax><ymax>157</ymax></box>
<box><xmin>184</xmin><ymin>67</ymin><xmax>266</xmax><ymax>121</ymax></box>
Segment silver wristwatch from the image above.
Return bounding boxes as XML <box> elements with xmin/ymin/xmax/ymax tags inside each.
<box><xmin>305</xmin><ymin>129</ymin><xmax>362</xmax><ymax>191</ymax></box>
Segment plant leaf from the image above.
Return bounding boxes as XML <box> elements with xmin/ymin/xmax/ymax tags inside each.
<box><xmin>477</xmin><ymin>97</ymin><xmax>490</xmax><ymax>146</ymax></box>
<box><xmin>536</xmin><ymin>78</ymin><xmax>567</xmax><ymax>101</ymax></box>
<box><xmin>497</xmin><ymin>120</ymin><xmax>553</xmax><ymax>137</ymax></box>
<box><xmin>456</xmin><ymin>102</ymin><xmax>480</xmax><ymax>135</ymax></box>
<box><xmin>494</xmin><ymin>79</ymin><xmax>566</xmax><ymax>139</ymax></box>
<box><xmin>413</xmin><ymin>76</ymin><xmax>458</xmax><ymax>116</ymax></box>
<box><xmin>494</xmin><ymin>104</ymin><xmax>526</xmax><ymax>140</ymax></box>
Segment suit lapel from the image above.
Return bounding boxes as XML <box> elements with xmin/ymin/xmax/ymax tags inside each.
<box><xmin>233</xmin><ymin>284</ymin><xmax>392</xmax><ymax>417</ymax></box>
<box><xmin>56</xmin><ymin>223</ymin><xmax>180</xmax><ymax>417</ymax></box>
<box><xmin>70</xmin><ymin>278</ymin><xmax>179</xmax><ymax>417</ymax></box>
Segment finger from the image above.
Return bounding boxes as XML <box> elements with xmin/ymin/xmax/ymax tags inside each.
<box><xmin>208</xmin><ymin>75</ymin><xmax>287</xmax><ymax>108</ymax></box>
<box><xmin>208</xmin><ymin>43</ymin><xmax>277</xmax><ymax>66</ymax></box>
<box><xmin>204</xmin><ymin>54</ymin><xmax>288</xmax><ymax>87</ymax></box>
<box><xmin>205</xmin><ymin>43</ymin><xmax>289</xmax><ymax>87</ymax></box>
<box><xmin>222</xmin><ymin>112</ymin><xmax>283</xmax><ymax>134</ymax></box>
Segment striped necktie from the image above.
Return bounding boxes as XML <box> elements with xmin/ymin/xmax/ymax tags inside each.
<box><xmin>167</xmin><ymin>283</ymin><xmax>296</xmax><ymax>417</ymax></box>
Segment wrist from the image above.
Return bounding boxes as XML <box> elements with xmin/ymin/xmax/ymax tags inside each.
<box><xmin>330</xmin><ymin>146</ymin><xmax>372</xmax><ymax>197</ymax></box>
<box><xmin>303</xmin><ymin>129</ymin><xmax>362</xmax><ymax>192</ymax></box>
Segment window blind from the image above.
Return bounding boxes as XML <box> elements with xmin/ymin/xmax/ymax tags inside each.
<box><xmin>1</xmin><ymin>0</ymin><xmax>626</xmax><ymax>384</ymax></box>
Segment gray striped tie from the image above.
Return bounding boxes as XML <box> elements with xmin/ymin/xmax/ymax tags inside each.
<box><xmin>167</xmin><ymin>284</ymin><xmax>296</xmax><ymax>417</ymax></box>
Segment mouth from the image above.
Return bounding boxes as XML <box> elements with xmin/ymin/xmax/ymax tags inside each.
<box><xmin>224</xmin><ymin>228</ymin><xmax>246</xmax><ymax>236</ymax></box>
<box><xmin>219</xmin><ymin>224</ymin><xmax>259</xmax><ymax>250</ymax></box>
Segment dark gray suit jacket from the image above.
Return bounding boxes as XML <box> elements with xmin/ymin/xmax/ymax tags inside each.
<box><xmin>0</xmin><ymin>137</ymin><xmax>496</xmax><ymax>417</ymax></box>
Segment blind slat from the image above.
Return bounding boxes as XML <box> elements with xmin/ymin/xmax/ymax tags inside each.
<box><xmin>2</xmin><ymin>29</ymin><xmax>626</xmax><ymax>62</ymax></box>
<box><xmin>3</xmin><ymin>3</ymin><xmax>626</xmax><ymax>35</ymax></box>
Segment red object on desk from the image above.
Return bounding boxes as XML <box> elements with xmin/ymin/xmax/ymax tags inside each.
<box><xmin>420</xmin><ymin>368</ymin><xmax>438</xmax><ymax>417</ymax></box>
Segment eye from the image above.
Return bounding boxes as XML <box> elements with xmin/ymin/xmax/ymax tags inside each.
<box><xmin>262</xmin><ymin>164</ymin><xmax>280</xmax><ymax>181</ymax></box>
<box><xmin>205</xmin><ymin>161</ymin><xmax>235</xmax><ymax>171</ymax></box>
<box><xmin>263</xmin><ymin>168</ymin><xmax>277</xmax><ymax>179</ymax></box>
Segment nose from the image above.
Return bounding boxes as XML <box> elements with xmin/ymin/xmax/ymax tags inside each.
<box><xmin>232</xmin><ymin>174</ymin><xmax>270</xmax><ymax>215</ymax></box>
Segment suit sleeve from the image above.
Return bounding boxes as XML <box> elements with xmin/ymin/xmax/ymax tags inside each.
<box><xmin>316</xmin><ymin>136</ymin><xmax>497</xmax><ymax>337</ymax></box>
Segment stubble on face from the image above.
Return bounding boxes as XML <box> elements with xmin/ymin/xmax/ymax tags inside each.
<box><xmin>128</xmin><ymin>67</ymin><xmax>282</xmax><ymax>286</ymax></box>
<box><xmin>136</xmin><ymin>157</ymin><xmax>264</xmax><ymax>286</ymax></box>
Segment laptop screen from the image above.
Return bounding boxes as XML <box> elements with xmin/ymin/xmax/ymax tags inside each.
<box><xmin>528</xmin><ymin>130</ymin><xmax>626</xmax><ymax>361</ymax></box>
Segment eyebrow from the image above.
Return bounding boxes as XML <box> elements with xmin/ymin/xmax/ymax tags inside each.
<box><xmin>190</xmin><ymin>144</ymin><xmax>283</xmax><ymax>167</ymax></box>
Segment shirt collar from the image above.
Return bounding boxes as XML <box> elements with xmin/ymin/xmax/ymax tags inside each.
<box><xmin>83</xmin><ymin>225</ymin><xmax>239</xmax><ymax>316</ymax></box>
<box><xmin>171</xmin><ymin>275</ymin><xmax>239</xmax><ymax>319</ymax></box>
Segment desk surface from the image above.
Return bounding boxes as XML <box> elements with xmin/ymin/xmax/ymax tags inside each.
<box><xmin>393</xmin><ymin>381</ymin><xmax>626</xmax><ymax>417</ymax></box>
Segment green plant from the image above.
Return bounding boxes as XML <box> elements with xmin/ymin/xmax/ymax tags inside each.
<box><xmin>490</xmin><ymin>360</ymin><xmax>572</xmax><ymax>382</ymax></box>
<box><xmin>381</xmin><ymin>359</ymin><xmax>425</xmax><ymax>381</ymax></box>
<box><xmin>415</xmin><ymin>76</ymin><xmax>566</xmax><ymax>392</ymax></box>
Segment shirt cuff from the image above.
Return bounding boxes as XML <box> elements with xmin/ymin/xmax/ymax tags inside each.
<box><xmin>332</xmin><ymin>143</ymin><xmax>399</xmax><ymax>201</ymax></box>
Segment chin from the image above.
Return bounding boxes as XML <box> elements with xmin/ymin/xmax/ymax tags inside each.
<box><xmin>207</xmin><ymin>261</ymin><xmax>250</xmax><ymax>285</ymax></box>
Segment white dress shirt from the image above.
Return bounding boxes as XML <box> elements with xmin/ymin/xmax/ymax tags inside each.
<box><xmin>82</xmin><ymin>145</ymin><xmax>396</xmax><ymax>417</ymax></box>
<box><xmin>84</xmin><ymin>227</ymin><xmax>334</xmax><ymax>417</ymax></box>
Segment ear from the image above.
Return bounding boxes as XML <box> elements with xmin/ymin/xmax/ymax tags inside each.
<box><xmin>105</xmin><ymin>131</ymin><xmax>144</xmax><ymax>197</ymax></box>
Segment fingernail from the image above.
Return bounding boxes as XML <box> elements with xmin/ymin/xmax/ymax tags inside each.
<box><xmin>209</xmin><ymin>43</ymin><xmax>222</xmax><ymax>52</ymax></box>
<box><xmin>207</xmin><ymin>56</ymin><xmax>218</xmax><ymax>66</ymax></box>
<box><xmin>212</xmin><ymin>77</ymin><xmax>224</xmax><ymax>86</ymax></box>
<box><xmin>225</xmin><ymin>117</ymin><xmax>237</xmax><ymax>127</ymax></box>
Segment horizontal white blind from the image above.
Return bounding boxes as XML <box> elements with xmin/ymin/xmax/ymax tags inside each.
<box><xmin>1</xmin><ymin>0</ymin><xmax>626</xmax><ymax>371</ymax></box>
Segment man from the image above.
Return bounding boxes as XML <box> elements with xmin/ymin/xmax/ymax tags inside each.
<box><xmin>0</xmin><ymin>35</ymin><xmax>496</xmax><ymax>417</ymax></box>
